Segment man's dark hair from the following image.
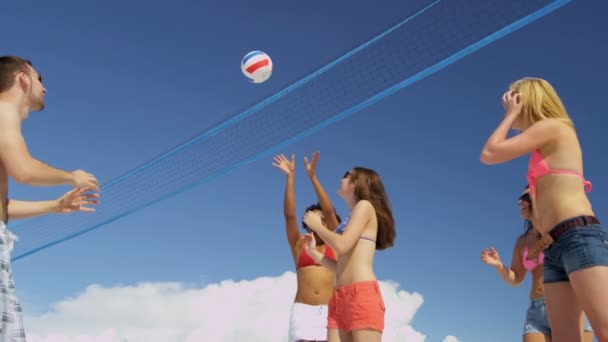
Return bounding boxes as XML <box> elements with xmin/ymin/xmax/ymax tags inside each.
<box><xmin>0</xmin><ymin>56</ymin><xmax>33</xmax><ymax>92</ymax></box>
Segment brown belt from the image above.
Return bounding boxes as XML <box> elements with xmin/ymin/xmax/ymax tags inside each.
<box><xmin>549</xmin><ymin>215</ymin><xmax>600</xmax><ymax>241</ymax></box>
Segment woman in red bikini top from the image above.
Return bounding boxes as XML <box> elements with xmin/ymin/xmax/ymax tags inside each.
<box><xmin>480</xmin><ymin>77</ymin><xmax>608</xmax><ymax>341</ymax></box>
<box><xmin>273</xmin><ymin>152</ymin><xmax>342</xmax><ymax>342</ymax></box>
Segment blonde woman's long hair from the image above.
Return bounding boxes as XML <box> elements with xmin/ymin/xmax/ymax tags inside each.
<box><xmin>509</xmin><ymin>77</ymin><xmax>573</xmax><ymax>128</ymax></box>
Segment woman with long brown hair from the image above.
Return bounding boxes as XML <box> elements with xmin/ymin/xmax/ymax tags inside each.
<box><xmin>302</xmin><ymin>167</ymin><xmax>395</xmax><ymax>342</ymax></box>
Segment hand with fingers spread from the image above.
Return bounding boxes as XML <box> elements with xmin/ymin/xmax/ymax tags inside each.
<box><xmin>272</xmin><ymin>154</ymin><xmax>295</xmax><ymax>176</ymax></box>
<box><xmin>304</xmin><ymin>151</ymin><xmax>320</xmax><ymax>178</ymax></box>
<box><xmin>56</xmin><ymin>188</ymin><xmax>100</xmax><ymax>213</ymax></box>
<box><xmin>481</xmin><ymin>247</ymin><xmax>503</xmax><ymax>269</ymax></box>
<box><xmin>71</xmin><ymin>170</ymin><xmax>100</xmax><ymax>192</ymax></box>
<box><xmin>502</xmin><ymin>90</ymin><xmax>523</xmax><ymax>118</ymax></box>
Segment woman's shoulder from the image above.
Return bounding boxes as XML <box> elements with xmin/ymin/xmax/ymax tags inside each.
<box><xmin>355</xmin><ymin>199</ymin><xmax>374</xmax><ymax>210</ymax></box>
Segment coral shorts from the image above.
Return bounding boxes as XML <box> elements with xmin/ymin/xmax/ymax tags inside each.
<box><xmin>327</xmin><ymin>280</ymin><xmax>385</xmax><ymax>333</ymax></box>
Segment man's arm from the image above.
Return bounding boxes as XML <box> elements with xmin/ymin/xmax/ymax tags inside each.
<box><xmin>8</xmin><ymin>188</ymin><xmax>99</xmax><ymax>220</ymax></box>
<box><xmin>0</xmin><ymin>112</ymin><xmax>77</xmax><ymax>186</ymax></box>
<box><xmin>7</xmin><ymin>199</ymin><xmax>59</xmax><ymax>220</ymax></box>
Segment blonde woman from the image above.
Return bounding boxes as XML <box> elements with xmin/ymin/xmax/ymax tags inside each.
<box><xmin>480</xmin><ymin>77</ymin><xmax>608</xmax><ymax>342</ymax></box>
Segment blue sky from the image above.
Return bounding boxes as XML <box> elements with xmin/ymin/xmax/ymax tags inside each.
<box><xmin>2</xmin><ymin>0</ymin><xmax>607</xmax><ymax>341</ymax></box>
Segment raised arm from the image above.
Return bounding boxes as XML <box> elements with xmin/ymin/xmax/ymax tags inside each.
<box><xmin>0</xmin><ymin>111</ymin><xmax>99</xmax><ymax>191</ymax></box>
<box><xmin>304</xmin><ymin>151</ymin><xmax>339</xmax><ymax>230</ymax></box>
<box><xmin>304</xmin><ymin>200</ymin><xmax>373</xmax><ymax>255</ymax></box>
<box><xmin>273</xmin><ymin>154</ymin><xmax>300</xmax><ymax>248</ymax></box>
<box><xmin>481</xmin><ymin>243</ymin><xmax>526</xmax><ymax>287</ymax></box>
<box><xmin>479</xmin><ymin>91</ymin><xmax>557</xmax><ymax>165</ymax></box>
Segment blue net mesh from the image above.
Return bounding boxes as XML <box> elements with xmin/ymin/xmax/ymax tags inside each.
<box><xmin>11</xmin><ymin>0</ymin><xmax>572</xmax><ymax>261</ymax></box>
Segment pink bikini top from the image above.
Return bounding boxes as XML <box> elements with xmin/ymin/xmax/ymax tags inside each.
<box><xmin>527</xmin><ymin>150</ymin><xmax>592</xmax><ymax>198</ymax></box>
<box><xmin>522</xmin><ymin>245</ymin><xmax>544</xmax><ymax>271</ymax></box>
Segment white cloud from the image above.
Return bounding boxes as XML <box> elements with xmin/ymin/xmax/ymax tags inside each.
<box><xmin>23</xmin><ymin>272</ymin><xmax>434</xmax><ymax>342</ymax></box>
<box><xmin>443</xmin><ymin>336</ymin><xmax>461</xmax><ymax>342</ymax></box>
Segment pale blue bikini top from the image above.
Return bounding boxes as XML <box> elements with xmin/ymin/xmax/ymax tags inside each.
<box><xmin>335</xmin><ymin>216</ymin><xmax>376</xmax><ymax>243</ymax></box>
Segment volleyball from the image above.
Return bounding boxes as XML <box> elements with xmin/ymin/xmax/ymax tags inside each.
<box><xmin>241</xmin><ymin>51</ymin><xmax>273</xmax><ymax>83</ymax></box>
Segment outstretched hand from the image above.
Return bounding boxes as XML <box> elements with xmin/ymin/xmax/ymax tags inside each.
<box><xmin>304</xmin><ymin>151</ymin><xmax>320</xmax><ymax>178</ymax></box>
<box><xmin>71</xmin><ymin>170</ymin><xmax>100</xmax><ymax>192</ymax></box>
<box><xmin>481</xmin><ymin>247</ymin><xmax>502</xmax><ymax>268</ymax></box>
<box><xmin>57</xmin><ymin>188</ymin><xmax>100</xmax><ymax>213</ymax></box>
<box><xmin>272</xmin><ymin>154</ymin><xmax>295</xmax><ymax>176</ymax></box>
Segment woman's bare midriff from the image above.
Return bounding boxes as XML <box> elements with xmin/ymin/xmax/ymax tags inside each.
<box><xmin>334</xmin><ymin>242</ymin><xmax>376</xmax><ymax>287</ymax></box>
<box><xmin>533</xmin><ymin>176</ymin><xmax>595</xmax><ymax>235</ymax></box>
<box><xmin>294</xmin><ymin>267</ymin><xmax>335</xmax><ymax>305</ymax></box>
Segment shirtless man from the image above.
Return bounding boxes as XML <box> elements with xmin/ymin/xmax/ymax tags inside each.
<box><xmin>0</xmin><ymin>55</ymin><xmax>100</xmax><ymax>341</ymax></box>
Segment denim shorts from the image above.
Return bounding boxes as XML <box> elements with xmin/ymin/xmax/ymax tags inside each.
<box><xmin>544</xmin><ymin>223</ymin><xmax>608</xmax><ymax>283</ymax></box>
<box><xmin>524</xmin><ymin>297</ymin><xmax>551</xmax><ymax>335</ymax></box>
<box><xmin>524</xmin><ymin>297</ymin><xmax>592</xmax><ymax>335</ymax></box>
